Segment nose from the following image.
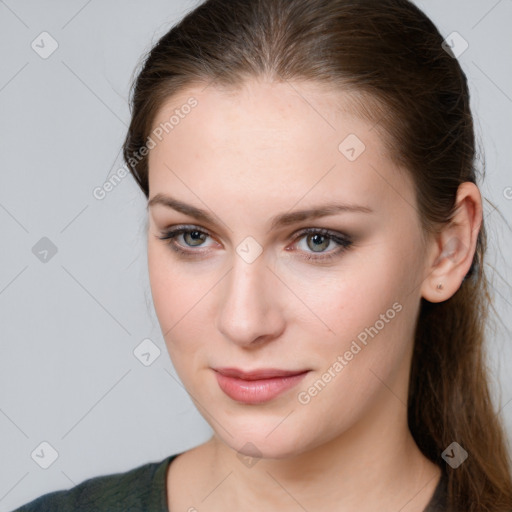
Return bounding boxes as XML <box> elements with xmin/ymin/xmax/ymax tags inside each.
<box><xmin>216</xmin><ymin>253</ymin><xmax>286</xmax><ymax>348</ymax></box>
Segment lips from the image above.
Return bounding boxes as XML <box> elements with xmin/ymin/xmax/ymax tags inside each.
<box><xmin>213</xmin><ymin>367</ymin><xmax>310</xmax><ymax>404</ymax></box>
<box><xmin>214</xmin><ymin>367</ymin><xmax>309</xmax><ymax>380</ymax></box>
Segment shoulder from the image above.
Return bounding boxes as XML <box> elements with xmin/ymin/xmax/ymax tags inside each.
<box><xmin>10</xmin><ymin>453</ymin><xmax>179</xmax><ymax>512</ymax></box>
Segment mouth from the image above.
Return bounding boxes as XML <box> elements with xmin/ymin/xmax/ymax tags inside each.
<box><xmin>212</xmin><ymin>367</ymin><xmax>310</xmax><ymax>404</ymax></box>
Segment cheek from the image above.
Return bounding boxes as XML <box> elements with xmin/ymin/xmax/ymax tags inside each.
<box><xmin>147</xmin><ymin>242</ymin><xmax>218</xmax><ymax>362</ymax></box>
<box><xmin>148</xmin><ymin>242</ymin><xmax>199</xmax><ymax>311</ymax></box>
<box><xmin>293</xmin><ymin>238</ymin><xmax>417</xmax><ymax>375</ymax></box>
<box><xmin>278</xmin><ymin>245</ymin><xmax>401</xmax><ymax>337</ymax></box>
<box><xmin>148</xmin><ymin>243</ymin><xmax>176</xmax><ymax>327</ymax></box>
<box><xmin>296</xmin><ymin>293</ymin><xmax>413</xmax><ymax>424</ymax></box>
<box><xmin>148</xmin><ymin>243</ymin><xmax>195</xmax><ymax>340</ymax></box>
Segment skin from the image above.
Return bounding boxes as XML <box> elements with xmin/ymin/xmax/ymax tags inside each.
<box><xmin>145</xmin><ymin>78</ymin><xmax>482</xmax><ymax>512</ymax></box>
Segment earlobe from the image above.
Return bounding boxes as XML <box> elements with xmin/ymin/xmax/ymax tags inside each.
<box><xmin>422</xmin><ymin>234</ymin><xmax>468</xmax><ymax>303</ymax></box>
<box><xmin>420</xmin><ymin>182</ymin><xmax>482</xmax><ymax>303</ymax></box>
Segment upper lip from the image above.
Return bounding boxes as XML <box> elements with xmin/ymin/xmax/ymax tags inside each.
<box><xmin>213</xmin><ymin>367</ymin><xmax>309</xmax><ymax>380</ymax></box>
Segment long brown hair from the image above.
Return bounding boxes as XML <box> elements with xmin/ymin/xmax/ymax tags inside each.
<box><xmin>122</xmin><ymin>0</ymin><xmax>512</xmax><ymax>509</ymax></box>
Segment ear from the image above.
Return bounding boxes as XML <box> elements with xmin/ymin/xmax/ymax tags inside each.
<box><xmin>421</xmin><ymin>182</ymin><xmax>483</xmax><ymax>303</ymax></box>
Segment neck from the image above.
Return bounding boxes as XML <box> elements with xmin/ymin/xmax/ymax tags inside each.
<box><xmin>203</xmin><ymin>395</ymin><xmax>441</xmax><ymax>512</ymax></box>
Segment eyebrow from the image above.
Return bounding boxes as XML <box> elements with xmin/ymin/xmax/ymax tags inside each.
<box><xmin>147</xmin><ymin>193</ymin><xmax>374</xmax><ymax>231</ymax></box>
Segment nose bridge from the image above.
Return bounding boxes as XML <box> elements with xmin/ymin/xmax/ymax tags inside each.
<box><xmin>216</xmin><ymin>251</ymin><xmax>284</xmax><ymax>345</ymax></box>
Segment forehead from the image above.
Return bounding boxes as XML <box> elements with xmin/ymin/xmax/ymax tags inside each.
<box><xmin>146</xmin><ymin>79</ymin><xmax>414</xmax><ymax>223</ymax></box>
<box><xmin>149</xmin><ymin>79</ymin><xmax>381</xmax><ymax>150</ymax></box>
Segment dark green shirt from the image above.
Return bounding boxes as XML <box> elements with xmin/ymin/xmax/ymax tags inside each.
<box><xmin>11</xmin><ymin>452</ymin><xmax>448</xmax><ymax>511</ymax></box>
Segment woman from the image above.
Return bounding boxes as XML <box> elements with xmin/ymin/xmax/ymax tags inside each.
<box><xmin>12</xmin><ymin>0</ymin><xmax>512</xmax><ymax>511</ymax></box>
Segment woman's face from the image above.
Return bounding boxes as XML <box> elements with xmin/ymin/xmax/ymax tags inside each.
<box><xmin>146</xmin><ymin>79</ymin><xmax>430</xmax><ymax>459</ymax></box>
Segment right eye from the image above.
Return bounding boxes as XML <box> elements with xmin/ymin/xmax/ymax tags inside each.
<box><xmin>156</xmin><ymin>225</ymin><xmax>217</xmax><ymax>257</ymax></box>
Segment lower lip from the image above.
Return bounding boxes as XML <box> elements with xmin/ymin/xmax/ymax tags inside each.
<box><xmin>214</xmin><ymin>371</ymin><xmax>309</xmax><ymax>404</ymax></box>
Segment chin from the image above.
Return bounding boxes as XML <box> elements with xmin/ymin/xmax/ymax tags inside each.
<box><xmin>215</xmin><ymin>422</ymin><xmax>313</xmax><ymax>462</ymax></box>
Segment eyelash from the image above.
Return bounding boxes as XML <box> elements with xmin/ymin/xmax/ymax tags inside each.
<box><xmin>156</xmin><ymin>225</ymin><xmax>353</xmax><ymax>263</ymax></box>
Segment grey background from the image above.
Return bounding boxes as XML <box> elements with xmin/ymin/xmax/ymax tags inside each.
<box><xmin>0</xmin><ymin>1</ymin><xmax>511</xmax><ymax>510</ymax></box>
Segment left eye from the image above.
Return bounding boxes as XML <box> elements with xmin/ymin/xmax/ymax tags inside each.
<box><xmin>156</xmin><ymin>226</ymin><xmax>353</xmax><ymax>261</ymax></box>
<box><xmin>295</xmin><ymin>231</ymin><xmax>340</xmax><ymax>253</ymax></box>
<box><xmin>288</xmin><ymin>228</ymin><xmax>353</xmax><ymax>261</ymax></box>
